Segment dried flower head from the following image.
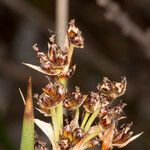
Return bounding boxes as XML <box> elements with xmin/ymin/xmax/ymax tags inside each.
<box><xmin>58</xmin><ymin>137</ymin><xmax>72</xmax><ymax>150</ymax></box>
<box><xmin>101</xmin><ymin>121</ymin><xmax>143</xmax><ymax>149</ymax></box>
<box><xmin>67</xmin><ymin>20</ymin><xmax>84</xmax><ymax>48</ymax></box>
<box><xmin>35</xmin><ymin>81</ymin><xmax>67</xmax><ymax>111</ymax></box>
<box><xmin>83</xmin><ymin>92</ymin><xmax>101</xmax><ymax>113</ymax></box>
<box><xmin>22</xmin><ymin>20</ymin><xmax>142</xmax><ymax>150</ymax></box>
<box><xmin>97</xmin><ymin>77</ymin><xmax>127</xmax><ymax>102</ymax></box>
<box><xmin>33</xmin><ymin>35</ymin><xmax>68</xmax><ymax>76</ymax></box>
<box><xmin>63</xmin><ymin>86</ymin><xmax>87</xmax><ymax>110</ymax></box>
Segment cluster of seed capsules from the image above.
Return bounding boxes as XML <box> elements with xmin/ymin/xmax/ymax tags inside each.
<box><xmin>32</xmin><ymin>20</ymin><xmax>141</xmax><ymax>150</ymax></box>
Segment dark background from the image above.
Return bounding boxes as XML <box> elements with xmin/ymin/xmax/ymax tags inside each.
<box><xmin>0</xmin><ymin>0</ymin><xmax>149</xmax><ymax>149</ymax></box>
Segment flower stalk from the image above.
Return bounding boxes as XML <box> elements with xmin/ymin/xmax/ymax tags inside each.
<box><xmin>84</xmin><ymin>108</ymin><xmax>100</xmax><ymax>132</ymax></box>
<box><xmin>50</xmin><ymin>108</ymin><xmax>59</xmax><ymax>143</ymax></box>
<box><xmin>81</xmin><ymin>112</ymin><xmax>90</xmax><ymax>129</ymax></box>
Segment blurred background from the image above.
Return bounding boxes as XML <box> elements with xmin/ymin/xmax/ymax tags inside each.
<box><xmin>0</xmin><ymin>0</ymin><xmax>149</xmax><ymax>149</ymax></box>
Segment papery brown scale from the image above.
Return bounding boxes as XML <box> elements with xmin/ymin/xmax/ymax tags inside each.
<box><xmin>33</xmin><ymin>44</ymin><xmax>52</xmax><ymax>72</ymax></box>
<box><xmin>100</xmin><ymin>102</ymin><xmax>126</xmax><ymax>128</ymax></box>
<box><xmin>72</xmin><ymin>128</ymin><xmax>86</xmax><ymax>146</ymax></box>
<box><xmin>97</xmin><ymin>77</ymin><xmax>127</xmax><ymax>102</ymax></box>
<box><xmin>39</xmin><ymin>94</ymin><xmax>53</xmax><ymax>108</ymax></box>
<box><xmin>48</xmin><ymin>35</ymin><xmax>68</xmax><ymax>67</ymax></box>
<box><xmin>63</xmin><ymin>87</ymin><xmax>87</xmax><ymax>110</ymax></box>
<box><xmin>58</xmin><ymin>138</ymin><xmax>72</xmax><ymax>150</ymax></box>
<box><xmin>62</xmin><ymin>65</ymin><xmax>76</xmax><ymax>78</ymax></box>
<box><xmin>62</xmin><ymin>125</ymin><xmax>73</xmax><ymax>141</ymax></box>
<box><xmin>35</xmin><ymin>82</ymin><xmax>67</xmax><ymax>110</ymax></box>
<box><xmin>111</xmin><ymin>122</ymin><xmax>136</xmax><ymax>147</ymax></box>
<box><xmin>67</xmin><ymin>20</ymin><xmax>84</xmax><ymax>48</ymax></box>
<box><xmin>85</xmin><ymin>137</ymin><xmax>100</xmax><ymax>148</ymax></box>
<box><xmin>83</xmin><ymin>92</ymin><xmax>101</xmax><ymax>113</ymax></box>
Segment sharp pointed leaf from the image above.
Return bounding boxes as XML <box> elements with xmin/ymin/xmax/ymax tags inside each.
<box><xmin>20</xmin><ymin>77</ymin><xmax>34</xmax><ymax>150</ymax></box>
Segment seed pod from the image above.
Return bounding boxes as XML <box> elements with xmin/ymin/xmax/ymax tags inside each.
<box><xmin>62</xmin><ymin>125</ymin><xmax>73</xmax><ymax>142</ymax></box>
<box><xmin>48</xmin><ymin>35</ymin><xmax>68</xmax><ymax>67</ymax></box>
<box><xmin>97</xmin><ymin>77</ymin><xmax>127</xmax><ymax>102</ymax></box>
<box><xmin>100</xmin><ymin>102</ymin><xmax>126</xmax><ymax>128</ymax></box>
<box><xmin>72</xmin><ymin>128</ymin><xmax>86</xmax><ymax>145</ymax></box>
<box><xmin>33</xmin><ymin>35</ymin><xmax>68</xmax><ymax>76</ymax></box>
<box><xmin>58</xmin><ymin>138</ymin><xmax>72</xmax><ymax>150</ymax></box>
<box><xmin>83</xmin><ymin>92</ymin><xmax>101</xmax><ymax>113</ymax></box>
<box><xmin>67</xmin><ymin>20</ymin><xmax>84</xmax><ymax>48</ymax></box>
<box><xmin>35</xmin><ymin>82</ymin><xmax>67</xmax><ymax>111</ymax></box>
<box><xmin>63</xmin><ymin>86</ymin><xmax>87</xmax><ymax>110</ymax></box>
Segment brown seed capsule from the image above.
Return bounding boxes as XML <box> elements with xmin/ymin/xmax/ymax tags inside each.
<box><xmin>83</xmin><ymin>92</ymin><xmax>101</xmax><ymax>113</ymax></box>
<box><xmin>97</xmin><ymin>77</ymin><xmax>127</xmax><ymax>102</ymax></box>
<box><xmin>58</xmin><ymin>138</ymin><xmax>72</xmax><ymax>150</ymax></box>
<box><xmin>100</xmin><ymin>102</ymin><xmax>126</xmax><ymax>128</ymax></box>
<box><xmin>62</xmin><ymin>125</ymin><xmax>73</xmax><ymax>142</ymax></box>
<box><xmin>47</xmin><ymin>35</ymin><xmax>68</xmax><ymax>67</ymax></box>
<box><xmin>33</xmin><ymin>35</ymin><xmax>68</xmax><ymax>76</ymax></box>
<box><xmin>67</xmin><ymin>20</ymin><xmax>84</xmax><ymax>48</ymax></box>
<box><xmin>33</xmin><ymin>44</ymin><xmax>52</xmax><ymax>72</ymax></box>
<box><xmin>72</xmin><ymin>128</ymin><xmax>86</xmax><ymax>146</ymax></box>
<box><xmin>63</xmin><ymin>86</ymin><xmax>87</xmax><ymax>110</ymax></box>
<box><xmin>35</xmin><ymin>82</ymin><xmax>67</xmax><ymax>110</ymax></box>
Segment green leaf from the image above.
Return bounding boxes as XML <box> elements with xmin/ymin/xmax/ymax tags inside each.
<box><xmin>20</xmin><ymin>77</ymin><xmax>34</xmax><ymax>150</ymax></box>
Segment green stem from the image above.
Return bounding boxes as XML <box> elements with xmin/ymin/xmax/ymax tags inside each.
<box><xmin>80</xmin><ymin>112</ymin><xmax>90</xmax><ymax>129</ymax></box>
<box><xmin>54</xmin><ymin>44</ymin><xmax>74</xmax><ymax>145</ymax></box>
<box><xmin>55</xmin><ymin>43</ymin><xmax>74</xmax><ymax>143</ymax></box>
<box><xmin>72</xmin><ymin>127</ymin><xmax>100</xmax><ymax>150</ymax></box>
<box><xmin>75</xmin><ymin>108</ymin><xmax>79</xmax><ymax>124</ymax></box>
<box><xmin>56</xmin><ymin>78</ymin><xmax>67</xmax><ymax>135</ymax></box>
<box><xmin>84</xmin><ymin>108</ymin><xmax>100</xmax><ymax>132</ymax></box>
<box><xmin>56</xmin><ymin>102</ymin><xmax>63</xmax><ymax>133</ymax></box>
<box><xmin>51</xmin><ymin>108</ymin><xmax>59</xmax><ymax>142</ymax></box>
<box><xmin>83</xmin><ymin>128</ymin><xmax>100</xmax><ymax>145</ymax></box>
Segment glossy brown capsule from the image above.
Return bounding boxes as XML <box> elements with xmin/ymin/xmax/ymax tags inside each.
<box><xmin>35</xmin><ymin>81</ymin><xmax>67</xmax><ymax>110</ymax></box>
<box><xmin>83</xmin><ymin>92</ymin><xmax>101</xmax><ymax>113</ymax></box>
<box><xmin>67</xmin><ymin>20</ymin><xmax>84</xmax><ymax>48</ymax></box>
<box><xmin>97</xmin><ymin>77</ymin><xmax>127</xmax><ymax>102</ymax></box>
<box><xmin>63</xmin><ymin>86</ymin><xmax>87</xmax><ymax>110</ymax></box>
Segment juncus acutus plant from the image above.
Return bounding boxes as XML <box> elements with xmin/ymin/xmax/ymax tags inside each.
<box><xmin>20</xmin><ymin>20</ymin><xmax>142</xmax><ymax>150</ymax></box>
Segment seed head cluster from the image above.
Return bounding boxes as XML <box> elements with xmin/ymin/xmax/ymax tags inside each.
<box><xmin>24</xmin><ymin>20</ymin><xmax>142</xmax><ymax>150</ymax></box>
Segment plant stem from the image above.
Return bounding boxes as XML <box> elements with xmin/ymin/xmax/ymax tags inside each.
<box><xmin>55</xmin><ymin>43</ymin><xmax>75</xmax><ymax>145</ymax></box>
<box><xmin>82</xmin><ymin>127</ymin><xmax>100</xmax><ymax>146</ymax></box>
<box><xmin>80</xmin><ymin>112</ymin><xmax>90</xmax><ymax>129</ymax></box>
<box><xmin>75</xmin><ymin>108</ymin><xmax>79</xmax><ymax>121</ymax></box>
<box><xmin>51</xmin><ymin>108</ymin><xmax>59</xmax><ymax>142</ymax></box>
<box><xmin>56</xmin><ymin>78</ymin><xmax>67</xmax><ymax>135</ymax></box>
<box><xmin>74</xmin><ymin>107</ymin><xmax>80</xmax><ymax>127</ymax></box>
<box><xmin>56</xmin><ymin>44</ymin><xmax>74</xmax><ymax>134</ymax></box>
<box><xmin>84</xmin><ymin>108</ymin><xmax>100</xmax><ymax>132</ymax></box>
<box><xmin>72</xmin><ymin>127</ymin><xmax>100</xmax><ymax>150</ymax></box>
<box><xmin>56</xmin><ymin>102</ymin><xmax>63</xmax><ymax>133</ymax></box>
